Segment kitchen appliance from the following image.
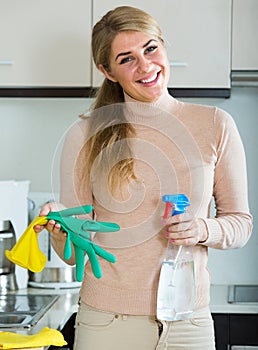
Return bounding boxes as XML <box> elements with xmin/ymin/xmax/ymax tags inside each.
<box><xmin>27</xmin><ymin>227</ymin><xmax>81</xmax><ymax>289</ymax></box>
<box><xmin>0</xmin><ymin>220</ymin><xmax>18</xmax><ymax>292</ymax></box>
<box><xmin>0</xmin><ymin>180</ymin><xmax>30</xmax><ymax>289</ymax></box>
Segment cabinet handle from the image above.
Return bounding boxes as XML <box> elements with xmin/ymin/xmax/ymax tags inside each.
<box><xmin>0</xmin><ymin>60</ymin><xmax>14</xmax><ymax>65</ymax></box>
<box><xmin>170</xmin><ymin>61</ymin><xmax>188</xmax><ymax>67</ymax></box>
<box><xmin>0</xmin><ymin>232</ymin><xmax>14</xmax><ymax>238</ymax></box>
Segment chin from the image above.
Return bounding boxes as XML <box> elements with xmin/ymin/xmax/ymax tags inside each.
<box><xmin>145</xmin><ymin>89</ymin><xmax>164</xmax><ymax>102</ymax></box>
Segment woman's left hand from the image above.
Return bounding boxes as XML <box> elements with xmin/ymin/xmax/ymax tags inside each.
<box><xmin>164</xmin><ymin>214</ymin><xmax>208</xmax><ymax>246</ymax></box>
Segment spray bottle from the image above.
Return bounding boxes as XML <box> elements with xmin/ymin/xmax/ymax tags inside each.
<box><xmin>157</xmin><ymin>194</ymin><xmax>195</xmax><ymax>321</ymax></box>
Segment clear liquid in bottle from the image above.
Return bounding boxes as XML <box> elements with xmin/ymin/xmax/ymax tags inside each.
<box><xmin>157</xmin><ymin>249</ymin><xmax>195</xmax><ymax>321</ymax></box>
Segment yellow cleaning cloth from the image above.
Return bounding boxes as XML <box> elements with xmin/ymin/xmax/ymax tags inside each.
<box><xmin>0</xmin><ymin>327</ymin><xmax>67</xmax><ymax>349</ymax></box>
<box><xmin>5</xmin><ymin>216</ymin><xmax>48</xmax><ymax>273</ymax></box>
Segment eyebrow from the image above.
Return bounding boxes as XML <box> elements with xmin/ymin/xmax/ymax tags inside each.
<box><xmin>115</xmin><ymin>39</ymin><xmax>158</xmax><ymax>62</ymax></box>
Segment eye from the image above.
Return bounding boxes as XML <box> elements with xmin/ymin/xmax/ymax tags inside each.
<box><xmin>145</xmin><ymin>45</ymin><xmax>158</xmax><ymax>54</ymax></box>
<box><xmin>120</xmin><ymin>56</ymin><xmax>134</xmax><ymax>65</ymax></box>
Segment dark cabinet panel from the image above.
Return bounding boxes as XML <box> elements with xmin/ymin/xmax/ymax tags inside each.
<box><xmin>212</xmin><ymin>313</ymin><xmax>258</xmax><ymax>350</ymax></box>
<box><xmin>230</xmin><ymin>314</ymin><xmax>258</xmax><ymax>346</ymax></box>
<box><xmin>49</xmin><ymin>312</ymin><xmax>76</xmax><ymax>350</ymax></box>
<box><xmin>212</xmin><ymin>313</ymin><xmax>230</xmax><ymax>350</ymax></box>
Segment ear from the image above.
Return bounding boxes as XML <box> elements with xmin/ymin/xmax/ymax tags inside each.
<box><xmin>98</xmin><ymin>64</ymin><xmax>118</xmax><ymax>83</ymax></box>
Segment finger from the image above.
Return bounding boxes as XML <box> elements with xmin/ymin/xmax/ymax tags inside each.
<box><xmin>45</xmin><ymin>220</ymin><xmax>56</xmax><ymax>232</ymax></box>
<box><xmin>85</xmin><ymin>242</ymin><xmax>102</xmax><ymax>278</ymax></box>
<box><xmin>39</xmin><ymin>202</ymin><xmax>65</xmax><ymax>216</ymax></box>
<box><xmin>52</xmin><ymin>223</ymin><xmax>61</xmax><ymax>234</ymax></box>
<box><xmin>168</xmin><ymin>230</ymin><xmax>192</xmax><ymax>241</ymax></box>
<box><xmin>165</xmin><ymin>223</ymin><xmax>197</xmax><ymax>242</ymax></box>
<box><xmin>166</xmin><ymin>212</ymin><xmax>193</xmax><ymax>225</ymax></box>
<box><xmin>169</xmin><ymin>236</ymin><xmax>197</xmax><ymax>246</ymax></box>
<box><xmin>94</xmin><ymin>244</ymin><xmax>116</xmax><ymax>263</ymax></box>
<box><xmin>165</xmin><ymin>213</ymin><xmax>184</xmax><ymax>225</ymax></box>
<box><xmin>167</xmin><ymin>219</ymin><xmax>194</xmax><ymax>233</ymax></box>
<box><xmin>64</xmin><ymin>233</ymin><xmax>72</xmax><ymax>260</ymax></box>
<box><xmin>168</xmin><ymin>224</ymin><xmax>200</xmax><ymax>245</ymax></box>
<box><xmin>74</xmin><ymin>245</ymin><xmax>86</xmax><ymax>282</ymax></box>
<box><xmin>39</xmin><ymin>204</ymin><xmax>52</xmax><ymax>217</ymax></box>
<box><xmin>45</xmin><ymin>220</ymin><xmax>62</xmax><ymax>234</ymax></box>
<box><xmin>34</xmin><ymin>224</ymin><xmax>45</xmax><ymax>233</ymax></box>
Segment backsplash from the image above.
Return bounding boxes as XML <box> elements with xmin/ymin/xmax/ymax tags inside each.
<box><xmin>0</xmin><ymin>97</ymin><xmax>94</xmax><ymax>192</ymax></box>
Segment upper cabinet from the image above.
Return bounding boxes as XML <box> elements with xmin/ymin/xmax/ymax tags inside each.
<box><xmin>0</xmin><ymin>0</ymin><xmax>91</xmax><ymax>87</ymax></box>
<box><xmin>3</xmin><ymin>0</ymin><xmax>256</xmax><ymax>95</ymax></box>
<box><xmin>92</xmin><ymin>0</ymin><xmax>231</xmax><ymax>90</ymax></box>
<box><xmin>232</xmin><ymin>0</ymin><xmax>258</xmax><ymax>71</ymax></box>
<box><xmin>231</xmin><ymin>0</ymin><xmax>258</xmax><ymax>86</ymax></box>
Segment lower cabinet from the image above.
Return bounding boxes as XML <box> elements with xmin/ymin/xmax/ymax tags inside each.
<box><xmin>212</xmin><ymin>314</ymin><xmax>230</xmax><ymax>350</ymax></box>
<box><xmin>212</xmin><ymin>313</ymin><xmax>258</xmax><ymax>350</ymax></box>
<box><xmin>48</xmin><ymin>313</ymin><xmax>76</xmax><ymax>350</ymax></box>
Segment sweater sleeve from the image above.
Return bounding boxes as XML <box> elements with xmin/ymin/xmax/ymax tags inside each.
<box><xmin>201</xmin><ymin>108</ymin><xmax>253</xmax><ymax>249</ymax></box>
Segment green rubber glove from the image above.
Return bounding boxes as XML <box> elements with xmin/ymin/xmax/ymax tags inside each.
<box><xmin>47</xmin><ymin>205</ymin><xmax>120</xmax><ymax>281</ymax></box>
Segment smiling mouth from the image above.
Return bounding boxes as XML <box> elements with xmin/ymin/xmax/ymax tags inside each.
<box><xmin>137</xmin><ymin>71</ymin><xmax>160</xmax><ymax>84</ymax></box>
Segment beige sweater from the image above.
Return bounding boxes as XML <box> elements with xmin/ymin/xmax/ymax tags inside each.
<box><xmin>59</xmin><ymin>90</ymin><xmax>252</xmax><ymax>315</ymax></box>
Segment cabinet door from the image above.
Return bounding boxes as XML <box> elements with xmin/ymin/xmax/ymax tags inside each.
<box><xmin>232</xmin><ymin>0</ymin><xmax>258</xmax><ymax>70</ymax></box>
<box><xmin>0</xmin><ymin>0</ymin><xmax>91</xmax><ymax>87</ymax></box>
<box><xmin>92</xmin><ymin>0</ymin><xmax>231</xmax><ymax>89</ymax></box>
<box><xmin>212</xmin><ymin>313</ymin><xmax>230</xmax><ymax>350</ymax></box>
<box><xmin>230</xmin><ymin>314</ymin><xmax>258</xmax><ymax>346</ymax></box>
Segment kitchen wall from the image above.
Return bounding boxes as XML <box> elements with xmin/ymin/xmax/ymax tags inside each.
<box><xmin>0</xmin><ymin>86</ymin><xmax>257</xmax><ymax>285</ymax></box>
<box><xmin>182</xmin><ymin>87</ymin><xmax>258</xmax><ymax>285</ymax></box>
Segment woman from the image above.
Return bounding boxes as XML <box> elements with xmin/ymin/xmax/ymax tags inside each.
<box><xmin>36</xmin><ymin>6</ymin><xmax>252</xmax><ymax>350</ymax></box>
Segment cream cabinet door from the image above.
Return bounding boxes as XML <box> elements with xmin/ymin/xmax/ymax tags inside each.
<box><xmin>0</xmin><ymin>0</ymin><xmax>91</xmax><ymax>87</ymax></box>
<box><xmin>92</xmin><ymin>0</ymin><xmax>231</xmax><ymax>88</ymax></box>
<box><xmin>232</xmin><ymin>0</ymin><xmax>258</xmax><ymax>70</ymax></box>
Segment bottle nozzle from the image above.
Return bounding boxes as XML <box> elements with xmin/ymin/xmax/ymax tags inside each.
<box><xmin>162</xmin><ymin>194</ymin><xmax>190</xmax><ymax>217</ymax></box>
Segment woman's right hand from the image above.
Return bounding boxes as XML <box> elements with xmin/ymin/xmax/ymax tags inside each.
<box><xmin>34</xmin><ymin>202</ymin><xmax>67</xmax><ymax>238</ymax></box>
<box><xmin>34</xmin><ymin>202</ymin><xmax>76</xmax><ymax>264</ymax></box>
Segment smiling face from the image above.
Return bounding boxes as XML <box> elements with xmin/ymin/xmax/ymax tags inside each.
<box><xmin>98</xmin><ymin>31</ymin><xmax>170</xmax><ymax>103</ymax></box>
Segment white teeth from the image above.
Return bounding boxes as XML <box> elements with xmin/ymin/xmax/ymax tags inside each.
<box><xmin>140</xmin><ymin>73</ymin><xmax>157</xmax><ymax>83</ymax></box>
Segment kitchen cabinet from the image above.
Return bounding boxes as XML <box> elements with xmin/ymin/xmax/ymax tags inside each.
<box><xmin>49</xmin><ymin>312</ymin><xmax>76</xmax><ymax>350</ymax></box>
<box><xmin>92</xmin><ymin>0</ymin><xmax>231</xmax><ymax>91</ymax></box>
<box><xmin>212</xmin><ymin>313</ymin><xmax>258</xmax><ymax>350</ymax></box>
<box><xmin>0</xmin><ymin>0</ymin><xmax>91</xmax><ymax>87</ymax></box>
<box><xmin>0</xmin><ymin>0</ymin><xmax>233</xmax><ymax>97</ymax></box>
<box><xmin>232</xmin><ymin>0</ymin><xmax>258</xmax><ymax>71</ymax></box>
<box><xmin>212</xmin><ymin>314</ymin><xmax>229</xmax><ymax>350</ymax></box>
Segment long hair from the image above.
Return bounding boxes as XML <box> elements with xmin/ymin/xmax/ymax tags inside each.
<box><xmin>83</xmin><ymin>6</ymin><xmax>164</xmax><ymax>193</ymax></box>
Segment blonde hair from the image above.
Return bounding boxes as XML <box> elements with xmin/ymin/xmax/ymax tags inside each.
<box><xmin>84</xmin><ymin>6</ymin><xmax>164</xmax><ymax>193</ymax></box>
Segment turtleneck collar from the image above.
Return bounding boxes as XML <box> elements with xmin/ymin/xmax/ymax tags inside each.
<box><xmin>121</xmin><ymin>89</ymin><xmax>182</xmax><ymax>128</ymax></box>
<box><xmin>123</xmin><ymin>88</ymin><xmax>181</xmax><ymax>115</ymax></box>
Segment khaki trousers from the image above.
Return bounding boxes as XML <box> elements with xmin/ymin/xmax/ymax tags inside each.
<box><xmin>73</xmin><ymin>301</ymin><xmax>215</xmax><ymax>350</ymax></box>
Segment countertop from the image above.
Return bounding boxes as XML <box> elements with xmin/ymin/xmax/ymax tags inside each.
<box><xmin>210</xmin><ymin>284</ymin><xmax>258</xmax><ymax>314</ymax></box>
<box><xmin>1</xmin><ymin>284</ymin><xmax>257</xmax><ymax>340</ymax></box>
<box><xmin>1</xmin><ymin>286</ymin><xmax>80</xmax><ymax>335</ymax></box>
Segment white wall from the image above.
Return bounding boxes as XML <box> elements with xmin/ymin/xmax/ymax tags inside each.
<box><xmin>0</xmin><ymin>87</ymin><xmax>257</xmax><ymax>284</ymax></box>
<box><xmin>179</xmin><ymin>87</ymin><xmax>258</xmax><ymax>285</ymax></box>
<box><xmin>0</xmin><ymin>98</ymin><xmax>93</xmax><ymax>192</ymax></box>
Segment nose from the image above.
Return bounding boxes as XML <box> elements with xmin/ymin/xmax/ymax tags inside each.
<box><xmin>137</xmin><ymin>55</ymin><xmax>151</xmax><ymax>73</ymax></box>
